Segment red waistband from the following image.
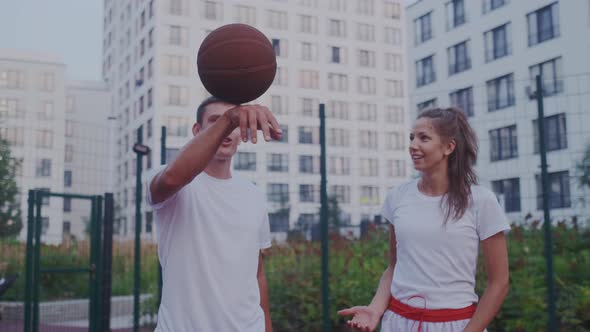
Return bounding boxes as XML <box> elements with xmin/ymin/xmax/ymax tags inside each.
<box><xmin>388</xmin><ymin>295</ymin><xmax>476</xmax><ymax>331</ymax></box>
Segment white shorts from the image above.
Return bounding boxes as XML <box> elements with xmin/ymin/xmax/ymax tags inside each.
<box><xmin>380</xmin><ymin>310</ymin><xmax>486</xmax><ymax>332</ymax></box>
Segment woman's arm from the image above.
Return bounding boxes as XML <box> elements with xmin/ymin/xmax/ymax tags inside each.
<box><xmin>337</xmin><ymin>224</ymin><xmax>397</xmax><ymax>331</ymax></box>
<box><xmin>464</xmin><ymin>232</ymin><xmax>509</xmax><ymax>332</ymax></box>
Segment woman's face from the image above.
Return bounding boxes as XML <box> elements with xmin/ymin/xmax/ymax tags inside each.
<box><xmin>409</xmin><ymin>117</ymin><xmax>455</xmax><ymax>173</ymax></box>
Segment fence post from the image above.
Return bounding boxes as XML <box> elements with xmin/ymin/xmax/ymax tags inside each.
<box><xmin>319</xmin><ymin>103</ymin><xmax>330</xmax><ymax>332</ymax></box>
<box><xmin>535</xmin><ymin>74</ymin><xmax>557</xmax><ymax>332</ymax></box>
<box><xmin>24</xmin><ymin>190</ymin><xmax>35</xmax><ymax>332</ymax></box>
<box><xmin>101</xmin><ymin>193</ymin><xmax>114</xmax><ymax>332</ymax></box>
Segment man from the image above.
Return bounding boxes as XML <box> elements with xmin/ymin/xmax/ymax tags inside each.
<box><xmin>147</xmin><ymin>96</ymin><xmax>281</xmax><ymax>331</ymax></box>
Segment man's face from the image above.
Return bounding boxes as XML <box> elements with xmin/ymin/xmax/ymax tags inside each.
<box><xmin>194</xmin><ymin>102</ymin><xmax>240</xmax><ymax>161</ymax></box>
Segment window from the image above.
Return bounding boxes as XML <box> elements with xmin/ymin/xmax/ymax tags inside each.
<box><xmin>356</xmin><ymin>0</ymin><xmax>374</xmax><ymax>16</ymax></box>
<box><xmin>385</xmin><ymin>105</ymin><xmax>404</xmax><ymax>124</ymax></box>
<box><xmin>64</xmin><ymin>170</ymin><xmax>73</xmax><ymax>187</ymax></box>
<box><xmin>360</xmin><ymin>186</ymin><xmax>379</xmax><ymax>205</ymax></box>
<box><xmin>329</xmin><ymin>19</ymin><xmax>346</xmax><ymax>37</ymax></box>
<box><xmin>385</xmin><ymin>132</ymin><xmax>404</xmax><ymax>150</ymax></box>
<box><xmin>533</xmin><ymin>113</ymin><xmax>567</xmax><ymax>153</ymax></box>
<box><xmin>358</xmin><ymin>103</ymin><xmax>377</xmax><ymax>121</ymax></box>
<box><xmin>63</xmin><ymin>197</ymin><xmax>72</xmax><ymax>212</ymax></box>
<box><xmin>0</xmin><ymin>98</ymin><xmax>24</xmax><ymax>119</ymax></box>
<box><xmin>416</xmin><ymin>55</ymin><xmax>435</xmax><ymax>87</ymax></box>
<box><xmin>329</xmin><ymin>157</ymin><xmax>350</xmax><ymax>175</ymax></box>
<box><xmin>329</xmin><ymin>185</ymin><xmax>350</xmax><ymax>204</ymax></box>
<box><xmin>329</xmin><ymin>0</ymin><xmax>347</xmax><ymax>12</ymax></box>
<box><xmin>486</xmin><ymin>74</ymin><xmax>514</xmax><ymax>111</ymax></box>
<box><xmin>298</xmin><ymin>126</ymin><xmax>319</xmax><ymax>144</ymax></box>
<box><xmin>146</xmin><ymin>211</ymin><xmax>153</xmax><ymax>233</ymax></box>
<box><xmin>417</xmin><ymin>98</ymin><xmax>437</xmax><ymax>111</ymax></box>
<box><xmin>483</xmin><ymin>0</ymin><xmax>508</xmax><ymax>13</ymax></box>
<box><xmin>234</xmin><ymin>152</ymin><xmax>256</xmax><ymax>171</ymax></box>
<box><xmin>63</xmin><ymin>221</ymin><xmax>71</xmax><ymax>235</ymax></box>
<box><xmin>330</xmin><ymin>46</ymin><xmax>345</xmax><ymax>64</ymax></box>
<box><xmin>358</xmin><ymin>50</ymin><xmax>375</xmax><ymax>68</ymax></box>
<box><xmin>166</xmin><ymin>55</ymin><xmax>190</xmax><ymax>76</ymax></box>
<box><xmin>484</xmin><ymin>23</ymin><xmax>511</xmax><ymax>62</ymax></box>
<box><xmin>300</xmin><ymin>98</ymin><xmax>318</xmax><ymax>117</ymax></box>
<box><xmin>387</xmin><ymin>160</ymin><xmax>406</xmax><ymax>177</ymax></box>
<box><xmin>385</xmin><ymin>53</ymin><xmax>403</xmax><ymax>72</ymax></box>
<box><xmin>358</xmin><ymin>76</ymin><xmax>376</xmax><ymax>95</ymax></box>
<box><xmin>36</xmin><ymin>159</ymin><xmax>52</xmax><ymax>177</ymax></box>
<box><xmin>489</xmin><ymin>125</ymin><xmax>518</xmax><ymax>161</ymax></box>
<box><xmin>536</xmin><ymin>171</ymin><xmax>570</xmax><ymax>209</ymax></box>
<box><xmin>267</xmin><ymin>183</ymin><xmax>289</xmax><ymax>203</ymax></box>
<box><xmin>267</xmin><ymin>10</ymin><xmax>288</xmax><ymax>30</ymax></box>
<box><xmin>299</xmin><ymin>70</ymin><xmax>319</xmax><ymax>89</ymax></box>
<box><xmin>328</xmin><ymin>73</ymin><xmax>348</xmax><ymax>92</ymax></box>
<box><xmin>384</xmin><ymin>1</ymin><xmax>401</xmax><ymax>19</ymax></box>
<box><xmin>65</xmin><ymin>144</ymin><xmax>73</xmax><ymax>162</ymax></box>
<box><xmin>384</xmin><ymin>27</ymin><xmax>401</xmax><ymax>45</ymax></box>
<box><xmin>300</xmin><ymin>184</ymin><xmax>319</xmax><ymax>202</ymax></box>
<box><xmin>39</xmin><ymin>101</ymin><xmax>53</xmax><ymax>120</ymax></box>
<box><xmin>327</xmin><ymin>100</ymin><xmax>350</xmax><ymax>119</ymax></box>
<box><xmin>147</xmin><ymin>88</ymin><xmax>153</xmax><ymax>108</ymax></box>
<box><xmin>328</xmin><ymin>128</ymin><xmax>350</xmax><ymax>147</ymax></box>
<box><xmin>203</xmin><ymin>1</ymin><xmax>222</xmax><ymax>20</ymax></box>
<box><xmin>269</xmin><ymin>212</ymin><xmax>289</xmax><ymax>232</ymax></box>
<box><xmin>492</xmin><ymin>178</ymin><xmax>521</xmax><ymax>212</ymax></box>
<box><xmin>529</xmin><ymin>57</ymin><xmax>563</xmax><ymax>96</ymax></box>
<box><xmin>272</xmin><ymin>39</ymin><xmax>288</xmax><ymax>58</ymax></box>
<box><xmin>449</xmin><ymin>87</ymin><xmax>474</xmax><ymax>117</ymax></box>
<box><xmin>414</xmin><ymin>12</ymin><xmax>433</xmax><ymax>44</ymax></box>
<box><xmin>301</xmin><ymin>42</ymin><xmax>318</xmax><ymax>62</ymax></box>
<box><xmin>166</xmin><ymin>116</ymin><xmax>189</xmax><ymax>137</ymax></box>
<box><xmin>270</xmin><ymin>95</ymin><xmax>288</xmax><ymax>115</ymax></box>
<box><xmin>299</xmin><ymin>155</ymin><xmax>320</xmax><ymax>173</ymax></box>
<box><xmin>274</xmin><ymin>125</ymin><xmax>288</xmax><ymax>143</ymax></box>
<box><xmin>234</xmin><ymin>5</ymin><xmax>256</xmax><ymax>25</ymax></box>
<box><xmin>448</xmin><ymin>40</ymin><xmax>471</xmax><ymax>75</ymax></box>
<box><xmin>360</xmin><ymin>158</ymin><xmax>379</xmax><ymax>176</ymax></box>
<box><xmin>386</xmin><ymin>80</ymin><xmax>404</xmax><ymax>98</ymax></box>
<box><xmin>299</xmin><ymin>0</ymin><xmax>318</xmax><ymax>8</ymax></box>
<box><xmin>359</xmin><ymin>130</ymin><xmax>378</xmax><ymax>149</ymax></box>
<box><xmin>169</xmin><ymin>0</ymin><xmax>184</xmax><ymax>15</ymax></box>
<box><xmin>356</xmin><ymin>23</ymin><xmax>375</xmax><ymax>42</ymax></box>
<box><xmin>40</xmin><ymin>73</ymin><xmax>55</xmax><ymax>92</ymax></box>
<box><xmin>446</xmin><ymin>0</ymin><xmax>465</xmax><ymax>29</ymax></box>
<box><xmin>168</xmin><ymin>85</ymin><xmax>188</xmax><ymax>105</ymax></box>
<box><xmin>169</xmin><ymin>25</ymin><xmax>188</xmax><ymax>46</ymax></box>
<box><xmin>299</xmin><ymin>15</ymin><xmax>318</xmax><ymax>34</ymax></box>
<box><xmin>148</xmin><ymin>29</ymin><xmax>154</xmax><ymax>48</ymax></box>
<box><xmin>273</xmin><ymin>67</ymin><xmax>288</xmax><ymax>86</ymax></box>
<box><xmin>0</xmin><ymin>70</ymin><xmax>25</xmax><ymax>89</ymax></box>
<box><xmin>267</xmin><ymin>153</ymin><xmax>289</xmax><ymax>172</ymax></box>
<box><xmin>36</xmin><ymin>130</ymin><xmax>53</xmax><ymax>149</ymax></box>
<box><xmin>527</xmin><ymin>2</ymin><xmax>560</xmax><ymax>46</ymax></box>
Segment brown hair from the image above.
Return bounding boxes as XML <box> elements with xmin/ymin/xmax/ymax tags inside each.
<box><xmin>418</xmin><ymin>107</ymin><xmax>478</xmax><ymax>222</ymax></box>
<box><xmin>196</xmin><ymin>96</ymin><xmax>235</xmax><ymax>125</ymax></box>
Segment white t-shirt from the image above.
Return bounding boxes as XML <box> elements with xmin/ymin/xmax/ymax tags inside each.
<box><xmin>147</xmin><ymin>168</ymin><xmax>271</xmax><ymax>332</ymax></box>
<box><xmin>381</xmin><ymin>179</ymin><xmax>510</xmax><ymax>310</ymax></box>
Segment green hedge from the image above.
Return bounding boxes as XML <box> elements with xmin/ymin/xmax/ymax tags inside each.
<box><xmin>1</xmin><ymin>224</ymin><xmax>589</xmax><ymax>331</ymax></box>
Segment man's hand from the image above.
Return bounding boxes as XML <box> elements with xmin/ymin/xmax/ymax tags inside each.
<box><xmin>224</xmin><ymin>104</ymin><xmax>282</xmax><ymax>143</ymax></box>
<box><xmin>337</xmin><ymin>306</ymin><xmax>381</xmax><ymax>332</ymax></box>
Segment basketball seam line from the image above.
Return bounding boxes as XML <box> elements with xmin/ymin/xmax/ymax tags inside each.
<box><xmin>199</xmin><ymin>63</ymin><xmax>276</xmax><ymax>75</ymax></box>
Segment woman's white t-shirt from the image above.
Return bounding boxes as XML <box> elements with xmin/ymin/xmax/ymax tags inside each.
<box><xmin>381</xmin><ymin>179</ymin><xmax>510</xmax><ymax>310</ymax></box>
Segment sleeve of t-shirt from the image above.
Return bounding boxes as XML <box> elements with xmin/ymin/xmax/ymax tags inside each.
<box><xmin>381</xmin><ymin>186</ymin><xmax>398</xmax><ymax>225</ymax></box>
<box><xmin>476</xmin><ymin>189</ymin><xmax>511</xmax><ymax>240</ymax></box>
<box><xmin>145</xmin><ymin>164</ymin><xmax>179</xmax><ymax>211</ymax></box>
<box><xmin>259</xmin><ymin>212</ymin><xmax>272</xmax><ymax>250</ymax></box>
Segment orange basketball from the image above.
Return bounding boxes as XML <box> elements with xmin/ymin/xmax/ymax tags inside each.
<box><xmin>197</xmin><ymin>24</ymin><xmax>277</xmax><ymax>104</ymax></box>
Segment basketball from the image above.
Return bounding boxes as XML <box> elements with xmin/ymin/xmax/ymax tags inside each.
<box><xmin>197</xmin><ymin>24</ymin><xmax>277</xmax><ymax>104</ymax></box>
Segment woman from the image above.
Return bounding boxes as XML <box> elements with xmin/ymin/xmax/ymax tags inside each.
<box><xmin>338</xmin><ymin>108</ymin><xmax>510</xmax><ymax>332</ymax></box>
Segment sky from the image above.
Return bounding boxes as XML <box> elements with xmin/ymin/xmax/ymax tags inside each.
<box><xmin>0</xmin><ymin>0</ymin><xmax>416</xmax><ymax>81</ymax></box>
<box><xmin>0</xmin><ymin>0</ymin><xmax>103</xmax><ymax>81</ymax></box>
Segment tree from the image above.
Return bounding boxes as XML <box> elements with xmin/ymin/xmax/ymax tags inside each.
<box><xmin>577</xmin><ymin>144</ymin><xmax>590</xmax><ymax>190</ymax></box>
<box><xmin>0</xmin><ymin>138</ymin><xmax>22</xmax><ymax>238</ymax></box>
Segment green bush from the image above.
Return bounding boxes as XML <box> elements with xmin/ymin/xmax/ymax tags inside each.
<box><xmin>1</xmin><ymin>224</ymin><xmax>589</xmax><ymax>331</ymax></box>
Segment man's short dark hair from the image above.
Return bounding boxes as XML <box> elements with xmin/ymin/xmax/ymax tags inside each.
<box><xmin>196</xmin><ymin>96</ymin><xmax>235</xmax><ymax>125</ymax></box>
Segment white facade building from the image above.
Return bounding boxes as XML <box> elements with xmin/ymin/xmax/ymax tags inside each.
<box><xmin>101</xmin><ymin>0</ymin><xmax>409</xmax><ymax>239</ymax></box>
<box><xmin>406</xmin><ymin>0</ymin><xmax>590</xmax><ymax>223</ymax></box>
<box><xmin>0</xmin><ymin>50</ymin><xmax>112</xmax><ymax>243</ymax></box>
